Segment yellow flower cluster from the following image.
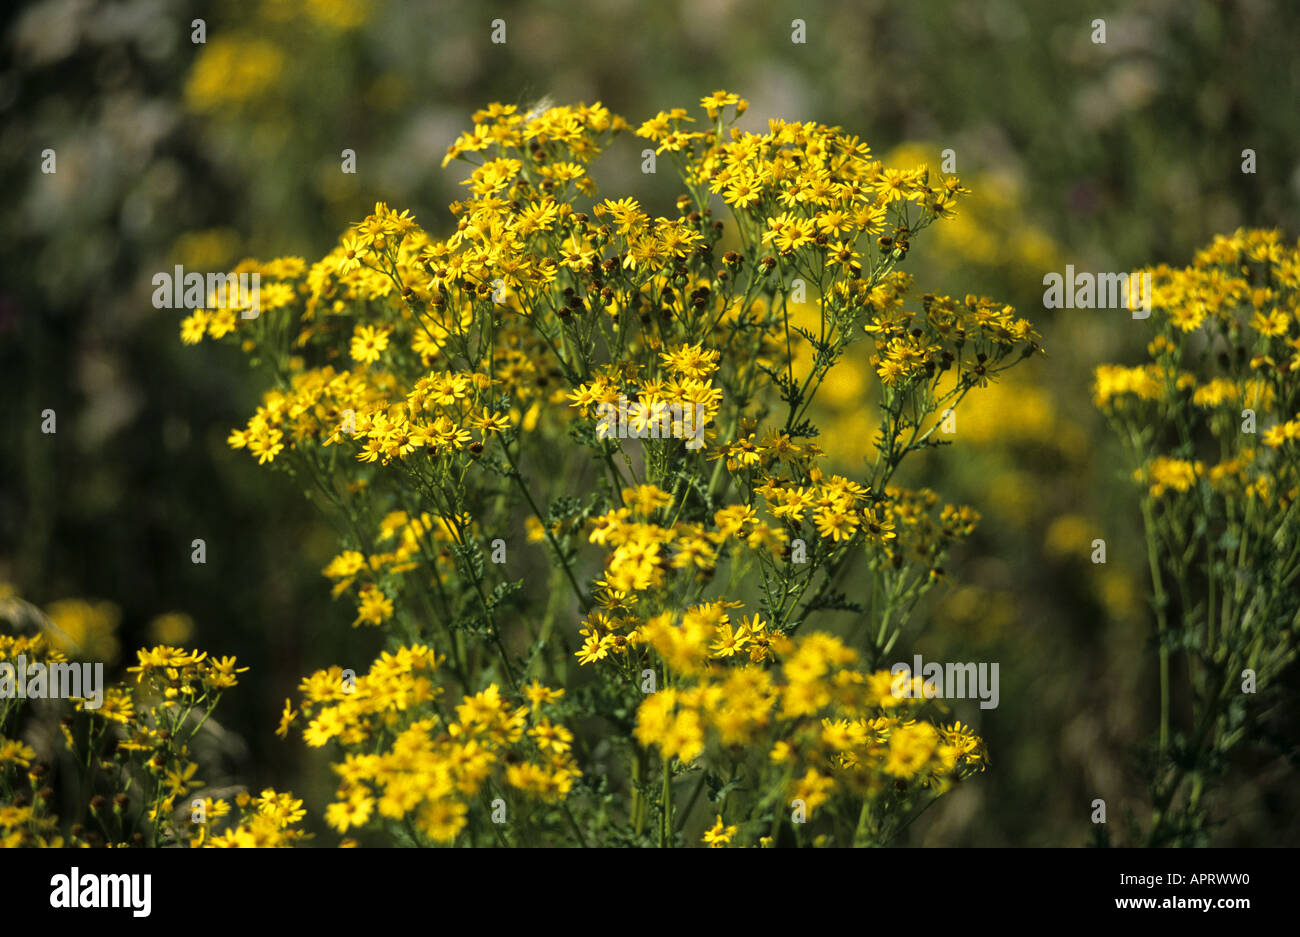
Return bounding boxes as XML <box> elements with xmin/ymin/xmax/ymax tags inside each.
<box><xmin>1</xmin><ymin>620</ymin><xmax>70</xmax><ymax>847</ymax></box>
<box><xmin>319</xmin><ymin>509</ymin><xmax>488</xmax><ymax>629</ymax></box>
<box><xmin>583</xmin><ymin>486</ymin><xmax>784</xmax><ymax>596</ymax></box>
<box><xmin>198</xmin><ymin>789</ymin><xmax>307</xmax><ymax>848</ymax></box>
<box><xmin>631</xmin><ymin>627</ymin><xmax>985</xmax><ymax>833</ymax></box>
<box><xmin>0</xmin><ymin>741</ymin><xmax>62</xmax><ymax>847</ymax></box>
<box><xmin>2</xmin><ymin>586</ymin><xmax>297</xmax><ymax>848</ymax></box>
<box><xmin>180</xmin><ymin>92</ymin><xmax>1041</xmax><ymax>845</ymax></box>
<box><xmin>289</xmin><ymin>649</ymin><xmax>580</xmax><ymax>844</ymax></box>
<box><xmin>1097</xmin><ymin>229</ymin><xmax>1300</xmax><ymax>507</ymax></box>
<box><xmin>1136</xmin><ymin>456</ymin><xmax>1203</xmax><ymax>498</ymax></box>
<box><xmin>581</xmin><ymin>479</ymin><xmax>977</xmax><ymax>612</ymax></box>
<box><xmin>1096</xmin><ymin>230</ymin><xmax>1300</xmax><ymax>845</ymax></box>
<box><xmin>84</xmin><ymin>645</ymin><xmax>250</xmax><ymax>834</ymax></box>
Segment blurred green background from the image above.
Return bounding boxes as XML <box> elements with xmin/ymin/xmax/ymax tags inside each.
<box><xmin>3</xmin><ymin>0</ymin><xmax>1298</xmax><ymax>845</ymax></box>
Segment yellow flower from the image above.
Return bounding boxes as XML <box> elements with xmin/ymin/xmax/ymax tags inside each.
<box><xmin>353</xmin><ymin>584</ymin><xmax>394</xmax><ymax>627</ymax></box>
<box><xmin>350</xmin><ymin>324</ymin><xmax>391</xmax><ymax>364</ymax></box>
<box><xmin>702</xmin><ymin>814</ymin><xmax>737</xmax><ymax>847</ymax></box>
<box><xmin>181</xmin><ymin>310</ymin><xmax>210</xmax><ymax>344</ymax></box>
<box><xmin>0</xmin><ymin>740</ymin><xmax>37</xmax><ymax>769</ymax></box>
<box><xmin>1139</xmin><ymin>457</ymin><xmax>1202</xmax><ymax>497</ymax></box>
<box><xmin>522</xmin><ymin>680</ymin><xmax>564</xmax><ymax>709</ymax></box>
<box><xmin>885</xmin><ymin>722</ymin><xmax>940</xmax><ymax>779</ymax></box>
<box><xmin>275</xmin><ymin>698</ymin><xmax>298</xmax><ymax>738</ymax></box>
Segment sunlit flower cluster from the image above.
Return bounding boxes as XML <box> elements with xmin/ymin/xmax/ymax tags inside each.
<box><xmin>1</xmin><ymin>586</ymin><xmax>294</xmax><ymax>848</ymax></box>
<box><xmin>1095</xmin><ymin>229</ymin><xmax>1300</xmax><ymax>846</ymax></box>
<box><xmin>288</xmin><ymin>648</ymin><xmax>580</xmax><ymax>844</ymax></box>
<box><xmin>176</xmin><ymin>93</ymin><xmax>1042</xmax><ymax>845</ymax></box>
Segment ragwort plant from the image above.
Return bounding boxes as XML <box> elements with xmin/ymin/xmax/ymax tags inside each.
<box><xmin>1095</xmin><ymin>229</ymin><xmax>1300</xmax><ymax>846</ymax></box>
<box><xmin>186</xmin><ymin>93</ymin><xmax>1042</xmax><ymax>847</ymax></box>
<box><xmin>0</xmin><ymin>587</ymin><xmax>304</xmax><ymax>847</ymax></box>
